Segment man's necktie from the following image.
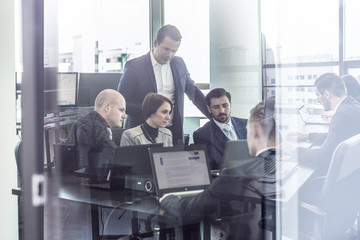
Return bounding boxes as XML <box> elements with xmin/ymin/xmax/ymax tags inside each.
<box><xmin>223</xmin><ymin>124</ymin><xmax>237</xmax><ymax>140</ymax></box>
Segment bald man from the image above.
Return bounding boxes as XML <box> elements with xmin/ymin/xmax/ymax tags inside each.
<box><xmin>68</xmin><ymin>89</ymin><xmax>126</xmax><ymax>170</ymax></box>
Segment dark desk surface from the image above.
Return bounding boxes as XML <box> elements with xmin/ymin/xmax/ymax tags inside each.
<box><xmin>58</xmin><ymin>174</ymin><xmax>164</xmax><ymax>215</ymax></box>
<box><xmin>59</xmin><ymin>159</ymin><xmax>315</xmax><ymax>211</ymax></box>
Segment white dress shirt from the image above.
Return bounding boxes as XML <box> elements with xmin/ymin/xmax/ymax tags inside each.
<box><xmin>150</xmin><ymin>51</ymin><xmax>175</xmax><ymax>126</ymax></box>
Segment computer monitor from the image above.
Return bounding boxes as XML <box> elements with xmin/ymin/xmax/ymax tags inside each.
<box><xmin>77</xmin><ymin>73</ymin><xmax>122</xmax><ymax>107</ymax></box>
<box><xmin>44</xmin><ymin>67</ymin><xmax>58</xmax><ymax>115</ymax></box>
<box><xmin>57</xmin><ymin>72</ymin><xmax>78</xmax><ymax>107</ymax></box>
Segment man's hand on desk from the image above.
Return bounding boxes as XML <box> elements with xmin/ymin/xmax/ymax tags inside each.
<box><xmin>285</xmin><ymin>132</ymin><xmax>309</xmax><ymax>142</ymax></box>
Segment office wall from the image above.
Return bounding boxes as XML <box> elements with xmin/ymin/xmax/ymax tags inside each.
<box><xmin>0</xmin><ymin>0</ymin><xmax>19</xmax><ymax>238</ymax></box>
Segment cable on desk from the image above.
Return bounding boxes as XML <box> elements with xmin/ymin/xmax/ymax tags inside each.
<box><xmin>102</xmin><ymin>195</ymin><xmax>158</xmax><ymax>235</ymax></box>
<box><xmin>102</xmin><ymin>203</ymin><xmax>128</xmax><ymax>235</ymax></box>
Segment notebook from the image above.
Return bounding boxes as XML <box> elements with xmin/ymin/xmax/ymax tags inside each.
<box><xmin>149</xmin><ymin>145</ymin><xmax>212</xmax><ymax>197</ymax></box>
<box><xmin>295</xmin><ymin>100</ymin><xmax>329</xmax><ymax>125</ymax></box>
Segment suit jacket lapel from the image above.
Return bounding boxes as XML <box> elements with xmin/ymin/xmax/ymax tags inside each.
<box><xmin>170</xmin><ymin>60</ymin><xmax>181</xmax><ymax>97</ymax></box>
<box><xmin>145</xmin><ymin>52</ymin><xmax>157</xmax><ymax>92</ymax></box>
<box><xmin>231</xmin><ymin>117</ymin><xmax>245</xmax><ymax>139</ymax></box>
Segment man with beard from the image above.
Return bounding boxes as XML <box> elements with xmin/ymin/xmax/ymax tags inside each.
<box><xmin>287</xmin><ymin>73</ymin><xmax>360</xmax><ymax>175</ymax></box>
<box><xmin>193</xmin><ymin>88</ymin><xmax>248</xmax><ymax>170</ymax></box>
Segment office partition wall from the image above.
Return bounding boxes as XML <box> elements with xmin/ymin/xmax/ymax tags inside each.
<box><xmin>21</xmin><ymin>0</ymin><xmax>45</xmax><ymax>239</ymax></box>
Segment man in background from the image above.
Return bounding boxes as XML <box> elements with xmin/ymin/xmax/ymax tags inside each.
<box><xmin>193</xmin><ymin>88</ymin><xmax>247</xmax><ymax>170</ymax></box>
<box><xmin>118</xmin><ymin>24</ymin><xmax>210</xmax><ymax>144</ymax></box>
<box><xmin>286</xmin><ymin>73</ymin><xmax>360</xmax><ymax>175</ymax></box>
<box><xmin>68</xmin><ymin>89</ymin><xmax>126</xmax><ymax>170</ymax></box>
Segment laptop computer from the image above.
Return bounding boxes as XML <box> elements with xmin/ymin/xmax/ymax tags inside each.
<box><xmin>221</xmin><ymin>140</ymin><xmax>254</xmax><ymax>171</ymax></box>
<box><xmin>112</xmin><ymin>143</ymin><xmax>163</xmax><ymax>175</ymax></box>
<box><xmin>295</xmin><ymin>100</ymin><xmax>329</xmax><ymax>125</ymax></box>
<box><xmin>149</xmin><ymin>145</ymin><xmax>212</xmax><ymax>198</ymax></box>
<box><xmin>215</xmin><ymin>140</ymin><xmax>297</xmax><ymax>182</ymax></box>
<box><xmin>210</xmin><ymin>140</ymin><xmax>254</xmax><ymax>177</ymax></box>
<box><xmin>242</xmin><ymin>151</ymin><xmax>298</xmax><ymax>183</ymax></box>
<box><xmin>110</xmin><ymin>143</ymin><xmax>163</xmax><ymax>192</ymax></box>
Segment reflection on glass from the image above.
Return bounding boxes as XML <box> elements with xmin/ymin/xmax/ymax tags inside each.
<box><xmin>263</xmin><ymin>67</ymin><xmax>339</xmax><ymax>105</ymax></box>
<box><xmin>164</xmin><ymin>0</ymin><xmax>209</xmax><ymax>83</ymax></box>
<box><xmin>58</xmin><ymin>0</ymin><xmax>149</xmax><ymax>73</ymax></box>
<box><xmin>345</xmin><ymin>0</ymin><xmax>360</xmax><ymax>60</ymax></box>
<box><xmin>262</xmin><ymin>0</ymin><xmax>338</xmax><ymax>64</ymax></box>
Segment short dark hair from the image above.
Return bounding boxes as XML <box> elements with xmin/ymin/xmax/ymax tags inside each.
<box><xmin>156</xmin><ymin>25</ymin><xmax>182</xmax><ymax>44</ymax></box>
<box><xmin>315</xmin><ymin>73</ymin><xmax>346</xmax><ymax>97</ymax></box>
<box><xmin>249</xmin><ymin>97</ymin><xmax>276</xmax><ymax>140</ymax></box>
<box><xmin>142</xmin><ymin>93</ymin><xmax>173</xmax><ymax>120</ymax></box>
<box><xmin>205</xmin><ymin>88</ymin><xmax>232</xmax><ymax>106</ymax></box>
<box><xmin>341</xmin><ymin>74</ymin><xmax>360</xmax><ymax>98</ymax></box>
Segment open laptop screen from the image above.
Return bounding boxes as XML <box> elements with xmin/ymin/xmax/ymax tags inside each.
<box><xmin>149</xmin><ymin>145</ymin><xmax>211</xmax><ymax>196</ymax></box>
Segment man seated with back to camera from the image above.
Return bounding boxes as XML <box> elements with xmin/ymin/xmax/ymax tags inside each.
<box><xmin>120</xmin><ymin>92</ymin><xmax>173</xmax><ymax>146</ymax></box>
<box><xmin>159</xmin><ymin>98</ymin><xmax>277</xmax><ymax>240</ymax></box>
<box><xmin>285</xmin><ymin>73</ymin><xmax>360</xmax><ymax>176</ymax></box>
<box><xmin>193</xmin><ymin>88</ymin><xmax>248</xmax><ymax>170</ymax></box>
<box><xmin>67</xmin><ymin>89</ymin><xmax>127</xmax><ymax>181</ymax></box>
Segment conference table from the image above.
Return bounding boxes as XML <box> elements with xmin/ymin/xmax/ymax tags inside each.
<box><xmin>57</xmin><ymin>113</ymin><xmax>323</xmax><ymax>240</ymax></box>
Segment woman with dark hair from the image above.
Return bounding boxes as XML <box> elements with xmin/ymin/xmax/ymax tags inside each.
<box><xmin>341</xmin><ymin>74</ymin><xmax>360</xmax><ymax>101</ymax></box>
<box><xmin>120</xmin><ymin>93</ymin><xmax>173</xmax><ymax>146</ymax></box>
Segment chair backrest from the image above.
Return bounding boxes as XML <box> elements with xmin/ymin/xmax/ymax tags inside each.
<box><xmin>318</xmin><ymin>133</ymin><xmax>360</xmax><ymax>239</ymax></box>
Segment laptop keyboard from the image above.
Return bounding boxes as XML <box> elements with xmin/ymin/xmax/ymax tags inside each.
<box><xmin>248</xmin><ymin>159</ymin><xmax>297</xmax><ymax>180</ymax></box>
<box><xmin>252</xmin><ymin>160</ymin><xmax>276</xmax><ymax>179</ymax></box>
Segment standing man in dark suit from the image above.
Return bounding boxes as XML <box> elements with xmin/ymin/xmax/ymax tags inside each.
<box><xmin>118</xmin><ymin>24</ymin><xmax>211</xmax><ymax>144</ymax></box>
<box><xmin>193</xmin><ymin>88</ymin><xmax>248</xmax><ymax>170</ymax></box>
<box><xmin>286</xmin><ymin>73</ymin><xmax>360</xmax><ymax>175</ymax></box>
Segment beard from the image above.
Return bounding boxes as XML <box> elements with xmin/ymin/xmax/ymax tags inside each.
<box><xmin>215</xmin><ymin>113</ymin><xmax>230</xmax><ymax>123</ymax></box>
<box><xmin>322</xmin><ymin>98</ymin><xmax>332</xmax><ymax>111</ymax></box>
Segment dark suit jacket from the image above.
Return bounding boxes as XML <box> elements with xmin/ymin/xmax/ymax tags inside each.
<box><xmin>160</xmin><ymin>150</ymin><xmax>274</xmax><ymax>239</ymax></box>
<box><xmin>299</xmin><ymin>96</ymin><xmax>360</xmax><ymax>175</ymax></box>
<box><xmin>193</xmin><ymin>117</ymin><xmax>248</xmax><ymax>170</ymax></box>
<box><xmin>118</xmin><ymin>52</ymin><xmax>211</xmax><ymax>144</ymax></box>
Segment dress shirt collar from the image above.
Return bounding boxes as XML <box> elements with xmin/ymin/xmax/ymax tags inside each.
<box><xmin>213</xmin><ymin>117</ymin><xmax>235</xmax><ymax>131</ymax></box>
<box><xmin>150</xmin><ymin>50</ymin><xmax>158</xmax><ymax>67</ymax></box>
<box><xmin>150</xmin><ymin>50</ymin><xmax>168</xmax><ymax>68</ymax></box>
<box><xmin>256</xmin><ymin>147</ymin><xmax>276</xmax><ymax>157</ymax></box>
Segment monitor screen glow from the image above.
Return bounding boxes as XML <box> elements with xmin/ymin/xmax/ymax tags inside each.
<box><xmin>57</xmin><ymin>73</ymin><xmax>77</xmax><ymax>106</ymax></box>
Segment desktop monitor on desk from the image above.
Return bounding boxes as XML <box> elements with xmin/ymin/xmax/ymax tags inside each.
<box><xmin>77</xmin><ymin>73</ymin><xmax>122</xmax><ymax>107</ymax></box>
<box><xmin>44</xmin><ymin>67</ymin><xmax>59</xmax><ymax>115</ymax></box>
<box><xmin>57</xmin><ymin>72</ymin><xmax>78</xmax><ymax>107</ymax></box>
<box><xmin>44</xmin><ymin>70</ymin><xmax>78</xmax><ymax>115</ymax></box>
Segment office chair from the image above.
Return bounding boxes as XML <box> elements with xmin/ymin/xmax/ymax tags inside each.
<box><xmin>299</xmin><ymin>133</ymin><xmax>360</xmax><ymax>240</ymax></box>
